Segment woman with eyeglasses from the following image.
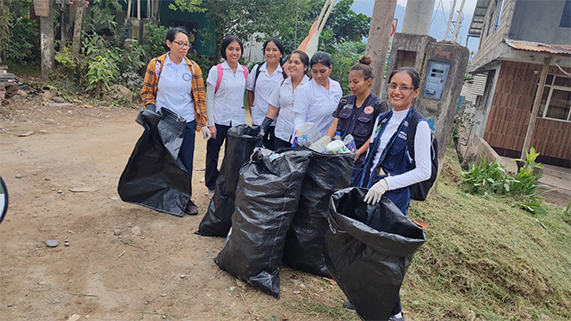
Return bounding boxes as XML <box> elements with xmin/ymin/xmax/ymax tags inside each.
<box><xmin>259</xmin><ymin>50</ymin><xmax>310</xmax><ymax>150</ymax></box>
<box><xmin>326</xmin><ymin>56</ymin><xmax>387</xmax><ymax>182</ymax></box>
<box><xmin>247</xmin><ymin>38</ymin><xmax>286</xmax><ymax>150</ymax></box>
<box><xmin>204</xmin><ymin>35</ymin><xmax>249</xmax><ymax>200</ymax></box>
<box><xmin>347</xmin><ymin>67</ymin><xmax>432</xmax><ymax>321</ymax></box>
<box><xmin>141</xmin><ymin>27</ymin><xmax>209</xmax><ymax>215</ymax></box>
<box><xmin>293</xmin><ymin>51</ymin><xmax>343</xmax><ymax>140</ymax></box>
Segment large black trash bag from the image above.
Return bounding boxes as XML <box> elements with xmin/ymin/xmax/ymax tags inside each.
<box><xmin>118</xmin><ymin>108</ymin><xmax>190</xmax><ymax>217</ymax></box>
<box><xmin>283</xmin><ymin>150</ymin><xmax>353</xmax><ymax>277</ymax></box>
<box><xmin>215</xmin><ymin>148</ymin><xmax>312</xmax><ymax>298</ymax></box>
<box><xmin>198</xmin><ymin>125</ymin><xmax>263</xmax><ymax>236</ymax></box>
<box><xmin>324</xmin><ymin>188</ymin><xmax>426</xmax><ymax>320</ymax></box>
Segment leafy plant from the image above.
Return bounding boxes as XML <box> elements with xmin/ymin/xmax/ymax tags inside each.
<box><xmin>4</xmin><ymin>16</ymin><xmax>39</xmax><ymax>64</ymax></box>
<box><xmin>85</xmin><ymin>55</ymin><xmax>119</xmax><ymax>97</ymax></box>
<box><xmin>143</xmin><ymin>23</ymin><xmax>169</xmax><ymax>59</ymax></box>
<box><xmin>120</xmin><ymin>39</ymin><xmax>146</xmax><ymax>75</ymax></box>
<box><xmin>461</xmin><ymin>157</ymin><xmax>515</xmax><ymax>195</ymax></box>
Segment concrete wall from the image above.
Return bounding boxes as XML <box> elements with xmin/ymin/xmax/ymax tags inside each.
<box><xmin>509</xmin><ymin>0</ymin><xmax>571</xmax><ymax>45</ymax></box>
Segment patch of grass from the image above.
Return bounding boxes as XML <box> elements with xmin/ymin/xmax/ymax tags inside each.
<box><xmin>1</xmin><ymin>62</ymin><xmax>41</xmax><ymax>78</ymax></box>
<box><xmin>404</xmin><ymin>147</ymin><xmax>571</xmax><ymax>320</ymax></box>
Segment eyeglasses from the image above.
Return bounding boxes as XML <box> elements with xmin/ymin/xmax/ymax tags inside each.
<box><xmin>172</xmin><ymin>41</ymin><xmax>190</xmax><ymax>48</ymax></box>
<box><xmin>387</xmin><ymin>84</ymin><xmax>414</xmax><ymax>92</ymax></box>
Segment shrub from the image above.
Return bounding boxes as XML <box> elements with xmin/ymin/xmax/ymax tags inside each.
<box><xmin>5</xmin><ymin>16</ymin><xmax>39</xmax><ymax>64</ymax></box>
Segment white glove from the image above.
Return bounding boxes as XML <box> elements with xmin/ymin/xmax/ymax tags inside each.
<box><xmin>201</xmin><ymin>126</ymin><xmax>212</xmax><ymax>140</ymax></box>
<box><xmin>364</xmin><ymin>179</ymin><xmax>389</xmax><ymax>205</ymax></box>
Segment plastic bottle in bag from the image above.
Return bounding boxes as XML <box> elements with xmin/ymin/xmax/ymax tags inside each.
<box><xmin>326</xmin><ymin>140</ymin><xmax>349</xmax><ymax>154</ymax></box>
<box><xmin>333</xmin><ymin>131</ymin><xmax>342</xmax><ymax>141</ymax></box>
<box><xmin>309</xmin><ymin>135</ymin><xmax>331</xmax><ymax>153</ymax></box>
<box><xmin>343</xmin><ymin>134</ymin><xmax>357</xmax><ymax>153</ymax></box>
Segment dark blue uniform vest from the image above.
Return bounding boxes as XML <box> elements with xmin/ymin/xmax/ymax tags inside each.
<box><xmin>357</xmin><ymin>107</ymin><xmax>427</xmax><ymax>215</ymax></box>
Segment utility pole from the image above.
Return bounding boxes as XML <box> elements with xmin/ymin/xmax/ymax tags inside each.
<box><xmin>451</xmin><ymin>0</ymin><xmax>466</xmax><ymax>43</ymax></box>
<box><xmin>444</xmin><ymin>0</ymin><xmax>457</xmax><ymax>40</ymax></box>
<box><xmin>39</xmin><ymin>0</ymin><xmax>54</xmax><ymax>81</ymax></box>
<box><xmin>402</xmin><ymin>0</ymin><xmax>436</xmax><ymax>35</ymax></box>
<box><xmin>366</xmin><ymin>0</ymin><xmax>398</xmax><ymax>96</ymax></box>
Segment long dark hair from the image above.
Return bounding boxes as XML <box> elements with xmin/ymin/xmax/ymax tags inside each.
<box><xmin>162</xmin><ymin>27</ymin><xmax>188</xmax><ymax>52</ymax></box>
<box><xmin>263</xmin><ymin>38</ymin><xmax>285</xmax><ymax>57</ymax></box>
<box><xmin>309</xmin><ymin>51</ymin><xmax>333</xmax><ymax>68</ymax></box>
<box><xmin>220</xmin><ymin>35</ymin><xmax>244</xmax><ymax>60</ymax></box>
<box><xmin>387</xmin><ymin>67</ymin><xmax>421</xmax><ymax>89</ymax></box>
<box><xmin>287</xmin><ymin>50</ymin><xmax>310</xmax><ymax>76</ymax></box>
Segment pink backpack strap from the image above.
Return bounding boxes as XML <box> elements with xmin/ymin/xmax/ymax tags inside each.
<box><xmin>215</xmin><ymin>64</ymin><xmax>223</xmax><ymax>94</ymax></box>
<box><xmin>242</xmin><ymin>65</ymin><xmax>249</xmax><ymax>82</ymax></box>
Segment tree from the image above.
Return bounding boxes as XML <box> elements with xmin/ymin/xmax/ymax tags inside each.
<box><xmin>171</xmin><ymin>0</ymin><xmax>325</xmax><ymax>59</ymax></box>
<box><xmin>320</xmin><ymin>0</ymin><xmax>370</xmax><ymax>49</ymax></box>
<box><xmin>72</xmin><ymin>0</ymin><xmax>85</xmax><ymax>56</ymax></box>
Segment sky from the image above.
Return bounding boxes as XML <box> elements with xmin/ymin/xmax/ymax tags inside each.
<box><xmin>351</xmin><ymin>0</ymin><xmax>481</xmax><ymax>54</ymax></box>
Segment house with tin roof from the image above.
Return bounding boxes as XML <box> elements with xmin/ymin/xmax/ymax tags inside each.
<box><xmin>466</xmin><ymin>0</ymin><xmax>571</xmax><ymax>168</ymax></box>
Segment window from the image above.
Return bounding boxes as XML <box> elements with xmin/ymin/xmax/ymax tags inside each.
<box><xmin>561</xmin><ymin>0</ymin><xmax>571</xmax><ymax>28</ymax></box>
<box><xmin>536</xmin><ymin>74</ymin><xmax>571</xmax><ymax>122</ymax></box>
<box><xmin>494</xmin><ymin>0</ymin><xmax>503</xmax><ymax>31</ymax></box>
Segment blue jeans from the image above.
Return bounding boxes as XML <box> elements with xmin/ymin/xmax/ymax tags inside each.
<box><xmin>179</xmin><ymin>121</ymin><xmax>196</xmax><ymax>198</ymax></box>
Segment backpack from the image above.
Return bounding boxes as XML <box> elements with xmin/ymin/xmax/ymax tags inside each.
<box><xmin>215</xmin><ymin>63</ymin><xmax>249</xmax><ymax>94</ymax></box>
<box><xmin>251</xmin><ymin>59</ymin><xmax>288</xmax><ymax>91</ymax></box>
<box><xmin>406</xmin><ymin>111</ymin><xmax>439</xmax><ymax>201</ymax></box>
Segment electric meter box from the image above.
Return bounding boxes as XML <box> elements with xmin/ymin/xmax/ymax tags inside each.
<box><xmin>422</xmin><ymin>61</ymin><xmax>450</xmax><ymax>100</ymax></box>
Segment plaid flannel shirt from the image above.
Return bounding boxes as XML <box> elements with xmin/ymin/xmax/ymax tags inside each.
<box><xmin>141</xmin><ymin>53</ymin><xmax>207</xmax><ymax>131</ymax></box>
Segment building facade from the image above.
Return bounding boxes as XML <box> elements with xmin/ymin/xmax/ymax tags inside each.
<box><xmin>468</xmin><ymin>0</ymin><xmax>571</xmax><ymax>167</ymax></box>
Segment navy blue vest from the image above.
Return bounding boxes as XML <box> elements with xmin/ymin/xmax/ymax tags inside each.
<box><xmin>358</xmin><ymin>107</ymin><xmax>426</xmax><ymax>215</ymax></box>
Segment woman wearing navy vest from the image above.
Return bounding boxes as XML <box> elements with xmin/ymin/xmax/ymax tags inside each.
<box><xmin>348</xmin><ymin>67</ymin><xmax>432</xmax><ymax>321</ymax></box>
<box><xmin>326</xmin><ymin>56</ymin><xmax>387</xmax><ymax>171</ymax></box>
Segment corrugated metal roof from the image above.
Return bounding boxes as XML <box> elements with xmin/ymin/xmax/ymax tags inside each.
<box><xmin>505</xmin><ymin>39</ymin><xmax>571</xmax><ymax>56</ymax></box>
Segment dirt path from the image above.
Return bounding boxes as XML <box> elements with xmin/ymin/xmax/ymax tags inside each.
<box><xmin>0</xmin><ymin>101</ymin><xmax>354</xmax><ymax>321</ymax></box>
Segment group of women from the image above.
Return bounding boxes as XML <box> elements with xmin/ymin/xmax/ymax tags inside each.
<box><xmin>141</xmin><ymin>27</ymin><xmax>432</xmax><ymax>321</ymax></box>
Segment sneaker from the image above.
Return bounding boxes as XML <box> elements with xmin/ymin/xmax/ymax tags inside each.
<box><xmin>388</xmin><ymin>312</ymin><xmax>405</xmax><ymax>321</ymax></box>
<box><xmin>184</xmin><ymin>201</ymin><xmax>199</xmax><ymax>215</ymax></box>
<box><xmin>207</xmin><ymin>189</ymin><xmax>215</xmax><ymax>200</ymax></box>
<box><xmin>342</xmin><ymin>300</ymin><xmax>355</xmax><ymax>311</ymax></box>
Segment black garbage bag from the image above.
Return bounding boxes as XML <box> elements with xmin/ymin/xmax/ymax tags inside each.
<box><xmin>283</xmin><ymin>150</ymin><xmax>353</xmax><ymax>277</ymax></box>
<box><xmin>215</xmin><ymin>148</ymin><xmax>312</xmax><ymax>298</ymax></box>
<box><xmin>198</xmin><ymin>125</ymin><xmax>263</xmax><ymax>236</ymax></box>
<box><xmin>118</xmin><ymin>108</ymin><xmax>190</xmax><ymax>217</ymax></box>
<box><xmin>324</xmin><ymin>187</ymin><xmax>426</xmax><ymax>320</ymax></box>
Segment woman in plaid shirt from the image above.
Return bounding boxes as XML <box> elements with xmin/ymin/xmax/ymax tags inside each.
<box><xmin>141</xmin><ymin>27</ymin><xmax>210</xmax><ymax>215</ymax></box>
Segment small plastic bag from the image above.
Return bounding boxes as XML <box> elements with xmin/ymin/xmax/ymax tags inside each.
<box><xmin>309</xmin><ymin>135</ymin><xmax>331</xmax><ymax>153</ymax></box>
<box><xmin>293</xmin><ymin>122</ymin><xmax>321</xmax><ymax>147</ymax></box>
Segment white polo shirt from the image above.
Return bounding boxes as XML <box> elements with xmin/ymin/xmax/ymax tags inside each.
<box><xmin>246</xmin><ymin>62</ymin><xmax>284</xmax><ymax>125</ymax></box>
<box><xmin>293</xmin><ymin>78</ymin><xmax>343</xmax><ymax>137</ymax></box>
<box><xmin>269</xmin><ymin>75</ymin><xmax>310</xmax><ymax>142</ymax></box>
<box><xmin>206</xmin><ymin>61</ymin><xmax>247</xmax><ymax>126</ymax></box>
<box><xmin>156</xmin><ymin>53</ymin><xmax>195</xmax><ymax>122</ymax></box>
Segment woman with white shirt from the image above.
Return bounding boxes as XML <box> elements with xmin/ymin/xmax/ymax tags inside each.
<box><xmin>246</xmin><ymin>38</ymin><xmax>286</xmax><ymax>150</ymax></box>
<box><xmin>293</xmin><ymin>51</ymin><xmax>343</xmax><ymax>139</ymax></box>
<box><xmin>348</xmin><ymin>67</ymin><xmax>432</xmax><ymax>321</ymax></box>
<box><xmin>204</xmin><ymin>36</ymin><xmax>248</xmax><ymax>199</ymax></box>
<box><xmin>141</xmin><ymin>27</ymin><xmax>209</xmax><ymax>215</ymax></box>
<box><xmin>259</xmin><ymin>50</ymin><xmax>310</xmax><ymax>150</ymax></box>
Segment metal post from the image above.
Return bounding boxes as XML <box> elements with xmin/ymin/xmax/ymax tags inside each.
<box><xmin>444</xmin><ymin>0</ymin><xmax>457</xmax><ymax>40</ymax></box>
<box><xmin>451</xmin><ymin>0</ymin><xmax>466</xmax><ymax>43</ymax></box>
<box><xmin>402</xmin><ymin>0</ymin><xmax>436</xmax><ymax>35</ymax></box>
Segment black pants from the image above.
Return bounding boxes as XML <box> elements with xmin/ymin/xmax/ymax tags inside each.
<box><xmin>392</xmin><ymin>295</ymin><xmax>402</xmax><ymax>315</ymax></box>
<box><xmin>179</xmin><ymin>121</ymin><xmax>196</xmax><ymax>199</ymax></box>
<box><xmin>262</xmin><ymin>126</ymin><xmax>276</xmax><ymax>151</ymax></box>
<box><xmin>205</xmin><ymin>124</ymin><xmax>231</xmax><ymax>191</ymax></box>
<box><xmin>274</xmin><ymin>136</ymin><xmax>292</xmax><ymax>151</ymax></box>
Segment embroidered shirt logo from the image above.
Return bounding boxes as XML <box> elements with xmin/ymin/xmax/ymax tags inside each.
<box><xmin>182</xmin><ymin>73</ymin><xmax>191</xmax><ymax>82</ymax></box>
<box><xmin>364</xmin><ymin>106</ymin><xmax>374</xmax><ymax>114</ymax></box>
